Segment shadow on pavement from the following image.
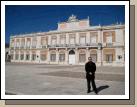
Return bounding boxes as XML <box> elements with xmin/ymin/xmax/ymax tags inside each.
<box><xmin>97</xmin><ymin>85</ymin><xmax>109</xmax><ymax>93</ymax></box>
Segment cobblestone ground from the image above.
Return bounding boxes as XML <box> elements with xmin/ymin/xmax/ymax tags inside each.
<box><xmin>5</xmin><ymin>63</ymin><xmax>125</xmax><ymax>95</ymax></box>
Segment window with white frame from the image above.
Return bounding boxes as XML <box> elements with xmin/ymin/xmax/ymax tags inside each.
<box><xmin>50</xmin><ymin>53</ymin><xmax>56</xmax><ymax>62</ymax></box>
<box><xmin>20</xmin><ymin>39</ymin><xmax>25</xmax><ymax>48</ymax></box>
<box><xmin>32</xmin><ymin>54</ymin><xmax>36</xmax><ymax>61</ymax></box>
<box><xmin>69</xmin><ymin>34</ymin><xmax>75</xmax><ymax>44</ymax></box>
<box><xmin>106</xmin><ymin>36</ymin><xmax>112</xmax><ymax>43</ymax></box>
<box><xmin>20</xmin><ymin>54</ymin><xmax>24</xmax><ymax>60</ymax></box>
<box><xmin>51</xmin><ymin>36</ymin><xmax>57</xmax><ymax>45</ymax></box>
<box><xmin>59</xmin><ymin>53</ymin><xmax>65</xmax><ymax>62</ymax></box>
<box><xmin>16</xmin><ymin>39</ymin><xmax>20</xmax><ymax>47</ymax></box>
<box><xmin>90</xmin><ymin>32</ymin><xmax>97</xmax><ymax>44</ymax></box>
<box><xmin>26</xmin><ymin>54</ymin><xmax>30</xmax><ymax>60</ymax></box>
<box><xmin>32</xmin><ymin>37</ymin><xmax>37</xmax><ymax>47</ymax></box>
<box><xmin>90</xmin><ymin>54</ymin><xmax>97</xmax><ymax>62</ymax></box>
<box><xmin>80</xmin><ymin>36</ymin><xmax>86</xmax><ymax>45</ymax></box>
<box><xmin>26</xmin><ymin>38</ymin><xmax>31</xmax><ymax>47</ymax></box>
<box><xmin>60</xmin><ymin>35</ymin><xmax>66</xmax><ymax>45</ymax></box>
<box><xmin>15</xmin><ymin>53</ymin><xmax>19</xmax><ymax>60</ymax></box>
<box><xmin>106</xmin><ymin>54</ymin><xmax>113</xmax><ymax>63</ymax></box>
<box><xmin>79</xmin><ymin>54</ymin><xmax>86</xmax><ymax>62</ymax></box>
<box><xmin>41</xmin><ymin>37</ymin><xmax>46</xmax><ymax>45</ymax></box>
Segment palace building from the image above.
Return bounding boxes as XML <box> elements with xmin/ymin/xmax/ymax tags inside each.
<box><xmin>9</xmin><ymin>15</ymin><xmax>125</xmax><ymax>66</ymax></box>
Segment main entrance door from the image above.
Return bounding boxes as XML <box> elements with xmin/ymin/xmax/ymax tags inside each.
<box><xmin>69</xmin><ymin>50</ymin><xmax>75</xmax><ymax>64</ymax></box>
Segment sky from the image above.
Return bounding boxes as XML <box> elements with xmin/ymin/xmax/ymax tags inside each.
<box><xmin>5</xmin><ymin>5</ymin><xmax>125</xmax><ymax>44</ymax></box>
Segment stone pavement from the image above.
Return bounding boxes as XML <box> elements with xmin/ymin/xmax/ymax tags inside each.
<box><xmin>5</xmin><ymin>63</ymin><xmax>125</xmax><ymax>95</ymax></box>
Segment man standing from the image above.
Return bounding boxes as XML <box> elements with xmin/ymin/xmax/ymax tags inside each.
<box><xmin>85</xmin><ymin>57</ymin><xmax>98</xmax><ymax>94</ymax></box>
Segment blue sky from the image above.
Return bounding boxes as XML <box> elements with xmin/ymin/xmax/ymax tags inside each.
<box><xmin>5</xmin><ymin>5</ymin><xmax>125</xmax><ymax>44</ymax></box>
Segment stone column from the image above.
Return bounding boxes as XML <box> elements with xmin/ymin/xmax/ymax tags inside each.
<box><xmin>18</xmin><ymin>51</ymin><xmax>21</xmax><ymax>61</ymax></box>
<box><xmin>57</xmin><ymin>34</ymin><xmax>60</xmax><ymax>45</ymax></box>
<box><xmin>37</xmin><ymin>50</ymin><xmax>40</xmax><ymax>63</ymax></box>
<box><xmin>13</xmin><ymin>50</ymin><xmax>16</xmax><ymax>61</ymax></box>
<box><xmin>98</xmin><ymin>31</ymin><xmax>101</xmax><ymax>43</ymax></box>
<box><xmin>65</xmin><ymin>48</ymin><xmax>68</xmax><ymax>64</ymax></box>
<box><xmin>86</xmin><ymin>32</ymin><xmax>90</xmax><ymax>44</ymax></box>
<box><xmin>75</xmin><ymin>32</ymin><xmax>79</xmax><ymax>44</ymax></box>
<box><xmin>66</xmin><ymin>33</ymin><xmax>69</xmax><ymax>45</ymax></box>
<box><xmin>56</xmin><ymin>49</ymin><xmax>59</xmax><ymax>64</ymax></box>
<box><xmin>75</xmin><ymin>48</ymin><xmax>78</xmax><ymax>64</ymax></box>
<box><xmin>24</xmin><ymin>37</ymin><xmax>27</xmax><ymax>49</ymax></box>
<box><xmin>36</xmin><ymin>36</ymin><xmax>41</xmax><ymax>49</ymax></box>
<box><xmin>30</xmin><ymin>51</ymin><xmax>32</xmax><ymax>62</ymax></box>
<box><xmin>86</xmin><ymin>48</ymin><xmax>90</xmax><ymax>62</ymax></box>
<box><xmin>97</xmin><ymin>49</ymin><xmax>102</xmax><ymax>65</ymax></box>
<box><xmin>24</xmin><ymin>51</ymin><xmax>26</xmax><ymax>61</ymax></box>
<box><xmin>48</xmin><ymin>35</ymin><xmax>51</xmax><ymax>45</ymax></box>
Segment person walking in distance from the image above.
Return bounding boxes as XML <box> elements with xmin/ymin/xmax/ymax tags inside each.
<box><xmin>85</xmin><ymin>57</ymin><xmax>98</xmax><ymax>94</ymax></box>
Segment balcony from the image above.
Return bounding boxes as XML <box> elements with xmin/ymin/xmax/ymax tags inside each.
<box><xmin>31</xmin><ymin>46</ymin><xmax>37</xmax><ymax>49</ymax></box>
<box><xmin>25</xmin><ymin>46</ymin><xmax>31</xmax><ymax>49</ymax></box>
<box><xmin>47</xmin><ymin>43</ymin><xmax>98</xmax><ymax>48</ymax></box>
<box><xmin>103</xmin><ymin>42</ymin><xmax>124</xmax><ymax>48</ymax></box>
<box><xmin>15</xmin><ymin>46</ymin><xmax>20</xmax><ymax>49</ymax></box>
<box><xmin>42</xmin><ymin>45</ymin><xmax>47</xmax><ymax>48</ymax></box>
<box><xmin>20</xmin><ymin>46</ymin><xmax>24</xmax><ymax>49</ymax></box>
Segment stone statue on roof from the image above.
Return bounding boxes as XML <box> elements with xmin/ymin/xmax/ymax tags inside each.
<box><xmin>68</xmin><ymin>14</ymin><xmax>78</xmax><ymax>22</ymax></box>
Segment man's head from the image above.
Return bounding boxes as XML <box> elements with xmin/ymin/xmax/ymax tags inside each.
<box><xmin>88</xmin><ymin>57</ymin><xmax>92</xmax><ymax>61</ymax></box>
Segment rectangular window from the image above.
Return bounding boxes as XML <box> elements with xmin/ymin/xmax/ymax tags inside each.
<box><xmin>90</xmin><ymin>54</ymin><xmax>97</xmax><ymax>62</ymax></box>
<box><xmin>59</xmin><ymin>54</ymin><xmax>65</xmax><ymax>62</ymax></box>
<box><xmin>106</xmin><ymin>54</ymin><xmax>113</xmax><ymax>63</ymax></box>
<box><xmin>60</xmin><ymin>36</ymin><xmax>66</xmax><ymax>45</ymax></box>
<box><xmin>32</xmin><ymin>54</ymin><xmax>36</xmax><ymax>61</ymax></box>
<box><xmin>69</xmin><ymin>34</ymin><xmax>75</xmax><ymax>45</ymax></box>
<box><xmin>20</xmin><ymin>54</ymin><xmax>24</xmax><ymax>60</ymax></box>
<box><xmin>80</xmin><ymin>36</ymin><xmax>86</xmax><ymax>44</ymax></box>
<box><xmin>79</xmin><ymin>54</ymin><xmax>86</xmax><ymax>62</ymax></box>
<box><xmin>26</xmin><ymin>54</ymin><xmax>30</xmax><ymax>60</ymax></box>
<box><xmin>41</xmin><ymin>37</ymin><xmax>46</xmax><ymax>45</ymax></box>
<box><xmin>32</xmin><ymin>37</ymin><xmax>37</xmax><ymax>47</ymax></box>
<box><xmin>70</xmin><ymin>37</ymin><xmax>75</xmax><ymax>44</ymax></box>
<box><xmin>52</xmin><ymin>39</ymin><xmax>56</xmax><ymax>45</ymax></box>
<box><xmin>11</xmin><ymin>54</ymin><xmax>13</xmax><ymax>60</ymax></box>
<box><xmin>50</xmin><ymin>54</ymin><xmax>56</xmax><ymax>62</ymax></box>
<box><xmin>90</xmin><ymin>36</ymin><xmax>96</xmax><ymax>43</ymax></box>
<box><xmin>106</xmin><ymin>36</ymin><xmax>112</xmax><ymax>43</ymax></box>
<box><xmin>41</xmin><ymin>54</ymin><xmax>46</xmax><ymax>61</ymax></box>
<box><xmin>15</xmin><ymin>54</ymin><xmax>19</xmax><ymax>60</ymax></box>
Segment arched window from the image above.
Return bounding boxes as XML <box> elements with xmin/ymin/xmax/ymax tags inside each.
<box><xmin>32</xmin><ymin>51</ymin><xmax>36</xmax><ymax>61</ymax></box>
<box><xmin>50</xmin><ymin>51</ymin><xmax>56</xmax><ymax>62</ymax></box>
<box><xmin>26</xmin><ymin>51</ymin><xmax>30</xmax><ymax>60</ymax></box>
<box><xmin>20</xmin><ymin>51</ymin><xmax>24</xmax><ymax>60</ymax></box>
<box><xmin>59</xmin><ymin>50</ymin><xmax>65</xmax><ymax>62</ymax></box>
<box><xmin>15</xmin><ymin>51</ymin><xmax>19</xmax><ymax>60</ymax></box>
<box><xmin>40</xmin><ymin>51</ymin><xmax>47</xmax><ymax>61</ymax></box>
<box><xmin>69</xmin><ymin>50</ymin><xmax>75</xmax><ymax>54</ymax></box>
<box><xmin>90</xmin><ymin>50</ymin><xmax>97</xmax><ymax>63</ymax></box>
<box><xmin>79</xmin><ymin>50</ymin><xmax>86</xmax><ymax>63</ymax></box>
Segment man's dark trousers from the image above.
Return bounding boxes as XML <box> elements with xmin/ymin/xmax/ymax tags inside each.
<box><xmin>86</xmin><ymin>73</ymin><xmax>97</xmax><ymax>93</ymax></box>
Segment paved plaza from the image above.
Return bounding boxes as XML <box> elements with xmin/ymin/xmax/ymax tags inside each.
<box><xmin>5</xmin><ymin>63</ymin><xmax>125</xmax><ymax>95</ymax></box>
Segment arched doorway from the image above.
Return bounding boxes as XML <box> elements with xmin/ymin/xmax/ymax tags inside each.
<box><xmin>69</xmin><ymin>50</ymin><xmax>75</xmax><ymax>64</ymax></box>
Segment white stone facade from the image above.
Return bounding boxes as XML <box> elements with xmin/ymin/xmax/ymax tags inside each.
<box><xmin>9</xmin><ymin>15</ymin><xmax>125</xmax><ymax>66</ymax></box>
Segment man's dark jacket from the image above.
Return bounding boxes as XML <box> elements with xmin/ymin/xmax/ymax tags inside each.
<box><xmin>85</xmin><ymin>61</ymin><xmax>96</xmax><ymax>75</ymax></box>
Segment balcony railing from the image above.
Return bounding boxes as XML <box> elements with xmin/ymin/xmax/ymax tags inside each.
<box><xmin>103</xmin><ymin>42</ymin><xmax>124</xmax><ymax>47</ymax></box>
<box><xmin>47</xmin><ymin>43</ymin><xmax>98</xmax><ymax>48</ymax></box>
<box><xmin>31</xmin><ymin>46</ymin><xmax>36</xmax><ymax>49</ymax></box>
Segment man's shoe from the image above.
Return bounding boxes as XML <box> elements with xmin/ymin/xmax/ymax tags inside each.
<box><xmin>94</xmin><ymin>90</ymin><xmax>98</xmax><ymax>94</ymax></box>
<box><xmin>87</xmin><ymin>90</ymin><xmax>91</xmax><ymax>93</ymax></box>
